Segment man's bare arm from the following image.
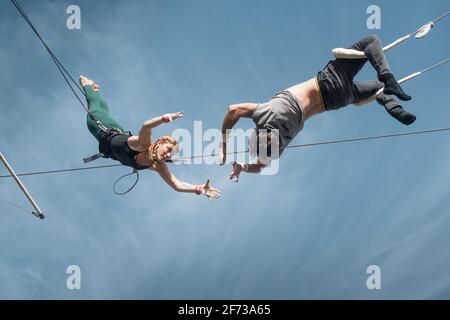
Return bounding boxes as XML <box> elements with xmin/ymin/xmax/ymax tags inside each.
<box><xmin>221</xmin><ymin>103</ymin><xmax>258</xmax><ymax>137</ymax></box>
<box><xmin>220</xmin><ymin>103</ymin><xmax>258</xmax><ymax>164</ymax></box>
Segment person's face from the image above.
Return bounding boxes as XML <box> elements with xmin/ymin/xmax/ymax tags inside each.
<box><xmin>156</xmin><ymin>142</ymin><xmax>176</xmax><ymax>161</ymax></box>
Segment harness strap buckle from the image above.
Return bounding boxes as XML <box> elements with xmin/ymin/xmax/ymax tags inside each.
<box><xmin>83</xmin><ymin>152</ymin><xmax>106</xmax><ymax>163</ymax></box>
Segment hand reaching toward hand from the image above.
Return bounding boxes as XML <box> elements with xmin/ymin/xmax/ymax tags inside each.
<box><xmin>162</xmin><ymin>111</ymin><xmax>184</xmax><ymax>123</ymax></box>
<box><xmin>201</xmin><ymin>179</ymin><xmax>221</xmax><ymax>201</ymax></box>
<box><xmin>229</xmin><ymin>162</ymin><xmax>243</xmax><ymax>182</ymax></box>
<box><xmin>171</xmin><ymin>111</ymin><xmax>183</xmax><ymax>120</ymax></box>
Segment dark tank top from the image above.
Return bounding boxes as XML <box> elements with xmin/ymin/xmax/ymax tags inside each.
<box><xmin>100</xmin><ymin>131</ymin><xmax>150</xmax><ymax>170</ymax></box>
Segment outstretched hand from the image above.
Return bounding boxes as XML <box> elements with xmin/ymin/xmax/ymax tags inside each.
<box><xmin>229</xmin><ymin>162</ymin><xmax>243</xmax><ymax>182</ymax></box>
<box><xmin>201</xmin><ymin>179</ymin><xmax>221</xmax><ymax>200</ymax></box>
<box><xmin>162</xmin><ymin>111</ymin><xmax>184</xmax><ymax>123</ymax></box>
<box><xmin>170</xmin><ymin>111</ymin><xmax>184</xmax><ymax>121</ymax></box>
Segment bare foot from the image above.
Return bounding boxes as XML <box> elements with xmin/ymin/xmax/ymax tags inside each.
<box><xmin>92</xmin><ymin>83</ymin><xmax>100</xmax><ymax>92</ymax></box>
<box><xmin>79</xmin><ymin>75</ymin><xmax>100</xmax><ymax>91</ymax></box>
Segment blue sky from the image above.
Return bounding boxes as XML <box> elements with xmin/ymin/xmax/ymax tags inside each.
<box><xmin>0</xmin><ymin>0</ymin><xmax>450</xmax><ymax>299</ymax></box>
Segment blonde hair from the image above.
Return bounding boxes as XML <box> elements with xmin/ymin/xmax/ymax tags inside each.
<box><xmin>148</xmin><ymin>136</ymin><xmax>178</xmax><ymax>163</ymax></box>
<box><xmin>158</xmin><ymin>135</ymin><xmax>178</xmax><ymax>147</ymax></box>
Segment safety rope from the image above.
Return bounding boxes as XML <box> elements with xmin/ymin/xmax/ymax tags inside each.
<box><xmin>0</xmin><ymin>196</ymin><xmax>40</xmax><ymax>218</ymax></box>
<box><xmin>113</xmin><ymin>170</ymin><xmax>140</xmax><ymax>195</ymax></box>
<box><xmin>1</xmin><ymin>126</ymin><xmax>450</xmax><ymax>178</ymax></box>
<box><xmin>10</xmin><ymin>0</ymin><xmax>108</xmax><ymax>132</ymax></box>
<box><xmin>0</xmin><ymin>196</ymin><xmax>33</xmax><ymax>214</ymax></box>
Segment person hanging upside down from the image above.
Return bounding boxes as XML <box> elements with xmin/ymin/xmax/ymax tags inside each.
<box><xmin>79</xmin><ymin>76</ymin><xmax>221</xmax><ymax>200</ymax></box>
<box><xmin>220</xmin><ymin>35</ymin><xmax>416</xmax><ymax>181</ymax></box>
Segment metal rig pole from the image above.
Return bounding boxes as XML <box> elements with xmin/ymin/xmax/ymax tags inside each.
<box><xmin>0</xmin><ymin>152</ymin><xmax>45</xmax><ymax>219</ymax></box>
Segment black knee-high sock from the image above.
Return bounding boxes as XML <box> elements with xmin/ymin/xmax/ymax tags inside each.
<box><xmin>379</xmin><ymin>73</ymin><xmax>412</xmax><ymax>102</ymax></box>
<box><xmin>376</xmin><ymin>94</ymin><xmax>416</xmax><ymax>125</ymax></box>
<box><xmin>386</xmin><ymin>106</ymin><xmax>416</xmax><ymax>125</ymax></box>
<box><xmin>356</xmin><ymin>36</ymin><xmax>411</xmax><ymax>101</ymax></box>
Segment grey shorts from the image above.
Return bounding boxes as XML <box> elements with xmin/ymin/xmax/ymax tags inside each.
<box><xmin>252</xmin><ymin>90</ymin><xmax>305</xmax><ymax>155</ymax></box>
<box><xmin>271</xmin><ymin>90</ymin><xmax>305</xmax><ymax>133</ymax></box>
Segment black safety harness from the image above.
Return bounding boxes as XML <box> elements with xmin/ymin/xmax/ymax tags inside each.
<box><xmin>83</xmin><ymin>128</ymin><xmax>130</xmax><ymax>164</ymax></box>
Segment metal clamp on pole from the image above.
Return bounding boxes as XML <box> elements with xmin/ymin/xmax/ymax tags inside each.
<box><xmin>0</xmin><ymin>152</ymin><xmax>45</xmax><ymax>220</ymax></box>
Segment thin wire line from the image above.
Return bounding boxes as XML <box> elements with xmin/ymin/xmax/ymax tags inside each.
<box><xmin>1</xmin><ymin>126</ymin><xmax>450</xmax><ymax>178</ymax></box>
<box><xmin>409</xmin><ymin>10</ymin><xmax>450</xmax><ymax>37</ymax></box>
<box><xmin>433</xmin><ymin>11</ymin><xmax>450</xmax><ymax>23</ymax></box>
<box><xmin>421</xmin><ymin>57</ymin><xmax>450</xmax><ymax>74</ymax></box>
<box><xmin>11</xmin><ymin>0</ymin><xmax>110</xmax><ymax>133</ymax></box>
<box><xmin>0</xmin><ymin>164</ymin><xmax>122</xmax><ymax>179</ymax></box>
<box><xmin>11</xmin><ymin>0</ymin><xmax>85</xmax><ymax>96</ymax></box>
<box><xmin>0</xmin><ymin>197</ymin><xmax>33</xmax><ymax>215</ymax></box>
<box><xmin>286</xmin><ymin>127</ymin><xmax>450</xmax><ymax>149</ymax></box>
<box><xmin>10</xmin><ymin>0</ymin><xmax>102</xmax><ymax>124</ymax></box>
<box><xmin>171</xmin><ymin>126</ymin><xmax>450</xmax><ymax>162</ymax></box>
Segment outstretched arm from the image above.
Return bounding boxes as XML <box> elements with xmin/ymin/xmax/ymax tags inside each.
<box><xmin>220</xmin><ymin>103</ymin><xmax>258</xmax><ymax>165</ymax></box>
<box><xmin>129</xmin><ymin>111</ymin><xmax>183</xmax><ymax>150</ymax></box>
<box><xmin>155</xmin><ymin>162</ymin><xmax>221</xmax><ymax>200</ymax></box>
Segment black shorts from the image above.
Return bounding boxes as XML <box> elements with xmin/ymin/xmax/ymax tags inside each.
<box><xmin>317</xmin><ymin>61</ymin><xmax>385</xmax><ymax>111</ymax></box>
<box><xmin>317</xmin><ymin>61</ymin><xmax>354</xmax><ymax>111</ymax></box>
